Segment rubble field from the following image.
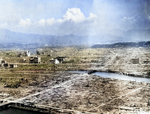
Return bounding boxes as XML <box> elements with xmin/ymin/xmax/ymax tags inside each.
<box><xmin>0</xmin><ymin>47</ymin><xmax>150</xmax><ymax>113</ymax></box>
<box><xmin>0</xmin><ymin>71</ymin><xmax>150</xmax><ymax>114</ymax></box>
<box><xmin>35</xmin><ymin>47</ymin><xmax>150</xmax><ymax>77</ymax></box>
<box><xmin>88</xmin><ymin>47</ymin><xmax>150</xmax><ymax>77</ymax></box>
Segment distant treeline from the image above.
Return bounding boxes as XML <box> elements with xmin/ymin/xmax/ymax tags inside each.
<box><xmin>91</xmin><ymin>41</ymin><xmax>150</xmax><ymax>48</ymax></box>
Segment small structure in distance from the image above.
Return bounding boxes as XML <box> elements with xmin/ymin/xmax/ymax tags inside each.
<box><xmin>18</xmin><ymin>50</ymin><xmax>30</xmax><ymax>57</ymax></box>
<box><xmin>29</xmin><ymin>56</ymin><xmax>41</xmax><ymax>63</ymax></box>
<box><xmin>50</xmin><ymin>56</ymin><xmax>66</xmax><ymax>64</ymax></box>
<box><xmin>0</xmin><ymin>58</ymin><xmax>18</xmax><ymax>68</ymax></box>
<box><xmin>50</xmin><ymin>58</ymin><xmax>60</xmax><ymax>64</ymax></box>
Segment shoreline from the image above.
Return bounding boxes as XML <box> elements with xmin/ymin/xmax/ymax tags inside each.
<box><xmin>71</xmin><ymin>69</ymin><xmax>150</xmax><ymax>78</ymax></box>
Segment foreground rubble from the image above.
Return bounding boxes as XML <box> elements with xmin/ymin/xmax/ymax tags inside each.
<box><xmin>1</xmin><ymin>71</ymin><xmax>150</xmax><ymax>113</ymax></box>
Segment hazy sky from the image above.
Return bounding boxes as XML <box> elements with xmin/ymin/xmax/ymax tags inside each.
<box><xmin>0</xmin><ymin>0</ymin><xmax>150</xmax><ymax>40</ymax></box>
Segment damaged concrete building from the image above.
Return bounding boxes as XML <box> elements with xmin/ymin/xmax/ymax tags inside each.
<box><xmin>0</xmin><ymin>58</ymin><xmax>18</xmax><ymax>68</ymax></box>
<box><xmin>29</xmin><ymin>56</ymin><xmax>41</xmax><ymax>63</ymax></box>
<box><xmin>50</xmin><ymin>58</ymin><xmax>60</xmax><ymax>64</ymax></box>
<box><xmin>55</xmin><ymin>56</ymin><xmax>66</xmax><ymax>63</ymax></box>
<box><xmin>50</xmin><ymin>56</ymin><xmax>66</xmax><ymax>64</ymax></box>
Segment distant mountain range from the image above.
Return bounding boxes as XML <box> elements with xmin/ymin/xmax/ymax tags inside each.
<box><xmin>91</xmin><ymin>41</ymin><xmax>150</xmax><ymax>48</ymax></box>
<box><xmin>0</xmin><ymin>29</ymin><xmax>88</xmax><ymax>45</ymax></box>
<box><xmin>0</xmin><ymin>28</ymin><xmax>150</xmax><ymax>49</ymax></box>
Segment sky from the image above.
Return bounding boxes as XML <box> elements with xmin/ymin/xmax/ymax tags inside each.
<box><xmin>0</xmin><ymin>0</ymin><xmax>150</xmax><ymax>43</ymax></box>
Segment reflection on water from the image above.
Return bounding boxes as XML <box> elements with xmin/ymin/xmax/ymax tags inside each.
<box><xmin>0</xmin><ymin>108</ymin><xmax>45</xmax><ymax>114</ymax></box>
<box><xmin>70</xmin><ymin>71</ymin><xmax>150</xmax><ymax>83</ymax></box>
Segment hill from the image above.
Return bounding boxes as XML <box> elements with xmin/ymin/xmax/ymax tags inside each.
<box><xmin>91</xmin><ymin>41</ymin><xmax>150</xmax><ymax>48</ymax></box>
<box><xmin>0</xmin><ymin>29</ymin><xmax>88</xmax><ymax>46</ymax></box>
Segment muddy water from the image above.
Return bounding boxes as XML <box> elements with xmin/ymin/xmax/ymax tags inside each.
<box><xmin>70</xmin><ymin>71</ymin><xmax>150</xmax><ymax>82</ymax></box>
<box><xmin>0</xmin><ymin>108</ymin><xmax>45</xmax><ymax>114</ymax></box>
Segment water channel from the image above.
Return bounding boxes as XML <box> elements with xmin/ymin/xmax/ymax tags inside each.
<box><xmin>70</xmin><ymin>71</ymin><xmax>150</xmax><ymax>83</ymax></box>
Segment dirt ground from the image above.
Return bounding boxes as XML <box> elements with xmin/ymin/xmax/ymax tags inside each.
<box><xmin>0</xmin><ymin>71</ymin><xmax>150</xmax><ymax>114</ymax></box>
<box><xmin>0</xmin><ymin>47</ymin><xmax>150</xmax><ymax>113</ymax></box>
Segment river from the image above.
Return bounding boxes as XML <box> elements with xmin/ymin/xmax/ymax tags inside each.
<box><xmin>70</xmin><ymin>71</ymin><xmax>150</xmax><ymax>83</ymax></box>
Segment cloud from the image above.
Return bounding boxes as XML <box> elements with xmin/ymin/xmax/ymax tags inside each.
<box><xmin>46</xmin><ymin>18</ymin><xmax>55</xmax><ymax>25</ymax></box>
<box><xmin>89</xmin><ymin>13</ymin><xmax>97</xmax><ymax>19</ymax></box>
<box><xmin>122</xmin><ymin>16</ymin><xmax>136</xmax><ymax>23</ymax></box>
<box><xmin>19</xmin><ymin>18</ymin><xmax>31</xmax><ymax>27</ymax></box>
<box><xmin>37</xmin><ymin>8</ymin><xmax>97</xmax><ymax>27</ymax></box>
<box><xmin>0</xmin><ymin>23</ymin><xmax>8</xmax><ymax>29</ymax></box>
<box><xmin>56</xmin><ymin>19</ymin><xmax>64</xmax><ymax>24</ymax></box>
<box><xmin>0</xmin><ymin>8</ymin><xmax>97</xmax><ymax>36</ymax></box>
<box><xmin>63</xmin><ymin>8</ymin><xmax>86</xmax><ymax>23</ymax></box>
<box><xmin>38</xmin><ymin>19</ymin><xmax>45</xmax><ymax>26</ymax></box>
<box><xmin>35</xmin><ymin>8</ymin><xmax>97</xmax><ymax>35</ymax></box>
<box><xmin>38</xmin><ymin>18</ymin><xmax>55</xmax><ymax>26</ymax></box>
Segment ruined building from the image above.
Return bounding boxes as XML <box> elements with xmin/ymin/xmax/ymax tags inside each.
<box><xmin>50</xmin><ymin>58</ymin><xmax>60</xmax><ymax>64</ymax></box>
<box><xmin>0</xmin><ymin>58</ymin><xmax>18</xmax><ymax>68</ymax></box>
<box><xmin>49</xmin><ymin>56</ymin><xmax>66</xmax><ymax>64</ymax></box>
<box><xmin>55</xmin><ymin>56</ymin><xmax>66</xmax><ymax>63</ymax></box>
<box><xmin>29</xmin><ymin>56</ymin><xmax>41</xmax><ymax>63</ymax></box>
